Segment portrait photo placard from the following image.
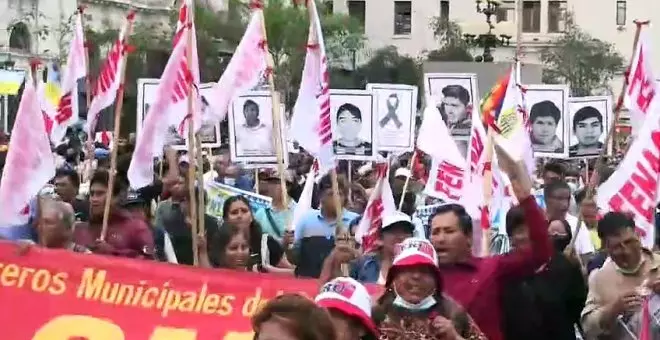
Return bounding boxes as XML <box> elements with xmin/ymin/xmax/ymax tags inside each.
<box><xmin>137</xmin><ymin>78</ymin><xmax>222</xmax><ymax>151</ymax></box>
<box><xmin>525</xmin><ymin>84</ymin><xmax>570</xmax><ymax>158</ymax></box>
<box><xmin>423</xmin><ymin>73</ymin><xmax>480</xmax><ymax>158</ymax></box>
<box><xmin>330</xmin><ymin>89</ymin><xmax>377</xmax><ymax>161</ymax></box>
<box><xmin>366</xmin><ymin>83</ymin><xmax>418</xmax><ymax>153</ymax></box>
<box><xmin>568</xmin><ymin>96</ymin><xmax>612</xmax><ymax>158</ymax></box>
<box><xmin>228</xmin><ymin>91</ymin><xmax>287</xmax><ymax>164</ymax></box>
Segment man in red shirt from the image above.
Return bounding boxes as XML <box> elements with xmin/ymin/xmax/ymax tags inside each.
<box><xmin>73</xmin><ymin>170</ymin><xmax>154</xmax><ymax>259</ymax></box>
<box><xmin>428</xmin><ymin>146</ymin><xmax>552</xmax><ymax>340</ymax></box>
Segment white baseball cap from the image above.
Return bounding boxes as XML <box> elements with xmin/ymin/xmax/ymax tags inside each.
<box><xmin>381</xmin><ymin>211</ymin><xmax>415</xmax><ymax>233</ymax></box>
<box><xmin>315</xmin><ymin>277</ymin><xmax>379</xmax><ymax>338</ymax></box>
<box><xmin>394</xmin><ymin>167</ymin><xmax>411</xmax><ymax>179</ymax></box>
<box><xmin>386</xmin><ymin>237</ymin><xmax>443</xmax><ymax>289</ymax></box>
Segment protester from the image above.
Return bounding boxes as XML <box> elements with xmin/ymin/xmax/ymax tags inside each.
<box><xmin>252</xmin><ymin>294</ymin><xmax>336</xmax><ymax>340</ymax></box>
<box><xmin>52</xmin><ymin>168</ymin><xmax>88</xmax><ymax>221</ymax></box>
<box><xmin>222</xmin><ymin>195</ymin><xmax>293</xmax><ymax>273</ymax></box>
<box><xmin>544</xmin><ymin>180</ymin><xmax>594</xmax><ymax>260</ymax></box>
<box><xmin>72</xmin><ymin>170</ymin><xmax>154</xmax><ymax>258</ymax></box>
<box><xmin>426</xmin><ymin>146</ymin><xmax>551</xmax><ymax>340</ymax></box>
<box><xmin>502</xmin><ymin>208</ymin><xmax>587</xmax><ymax>340</ymax></box>
<box><xmin>24</xmin><ymin>199</ymin><xmax>91</xmax><ymax>253</ymax></box>
<box><xmin>293</xmin><ymin>173</ymin><xmax>358</xmax><ymax>278</ymax></box>
<box><xmin>200</xmin><ymin>223</ymin><xmax>250</xmax><ymax>270</ymax></box>
<box><xmin>376</xmin><ymin>237</ymin><xmax>486</xmax><ymax>339</ymax></box>
<box><xmin>254</xmin><ymin>170</ymin><xmax>295</xmax><ymax>243</ymax></box>
<box><xmin>315</xmin><ymin>277</ymin><xmax>380</xmax><ymax>340</ymax></box>
<box><xmin>581</xmin><ymin>212</ymin><xmax>659</xmax><ymax>339</ymax></box>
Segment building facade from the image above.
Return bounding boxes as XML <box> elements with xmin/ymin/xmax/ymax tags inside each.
<box><xmin>331</xmin><ymin>0</ymin><xmax>660</xmax><ymax>95</ymax></box>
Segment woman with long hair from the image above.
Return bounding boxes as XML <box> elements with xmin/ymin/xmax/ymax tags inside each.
<box><xmin>199</xmin><ymin>223</ymin><xmax>250</xmax><ymax>270</ymax></box>
<box><xmin>222</xmin><ymin>195</ymin><xmax>294</xmax><ymax>273</ymax></box>
<box><xmin>375</xmin><ymin>237</ymin><xmax>486</xmax><ymax>340</ymax></box>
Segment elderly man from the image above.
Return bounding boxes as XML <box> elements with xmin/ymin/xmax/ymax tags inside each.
<box><xmin>17</xmin><ymin>199</ymin><xmax>90</xmax><ymax>253</ymax></box>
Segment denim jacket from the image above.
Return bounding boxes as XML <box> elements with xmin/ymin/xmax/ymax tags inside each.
<box><xmin>349</xmin><ymin>253</ymin><xmax>382</xmax><ymax>284</ymax></box>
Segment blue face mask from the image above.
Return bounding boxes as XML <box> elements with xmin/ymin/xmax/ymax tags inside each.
<box><xmin>393</xmin><ymin>294</ymin><xmax>437</xmax><ymax>311</ymax></box>
<box><xmin>223</xmin><ymin>178</ymin><xmax>236</xmax><ymax>186</ymax></box>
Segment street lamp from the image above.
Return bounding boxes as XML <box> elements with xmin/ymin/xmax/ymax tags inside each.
<box><xmin>464</xmin><ymin>0</ymin><xmax>511</xmax><ymax>62</ymax></box>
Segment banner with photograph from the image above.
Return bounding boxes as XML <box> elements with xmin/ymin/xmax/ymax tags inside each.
<box><xmin>137</xmin><ymin>78</ymin><xmax>222</xmax><ymax>150</ymax></box>
<box><xmin>205</xmin><ymin>181</ymin><xmax>272</xmax><ymax>218</ymax></box>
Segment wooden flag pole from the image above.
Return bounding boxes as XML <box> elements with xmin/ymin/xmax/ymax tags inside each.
<box><xmin>100</xmin><ymin>11</ymin><xmax>135</xmax><ymax>241</ymax></box>
<box><xmin>398</xmin><ymin>149</ymin><xmax>417</xmax><ymax>211</ymax></box>
<box><xmin>195</xmin><ymin>134</ymin><xmax>206</xmax><ymax>244</ymax></box>
<box><xmin>255</xmin><ymin>3</ymin><xmax>291</xmax><ymax>231</ymax></box>
<box><xmin>185</xmin><ymin>0</ymin><xmax>199</xmax><ymax>266</ymax></box>
<box><xmin>570</xmin><ymin>20</ymin><xmax>649</xmax><ymax>249</ymax></box>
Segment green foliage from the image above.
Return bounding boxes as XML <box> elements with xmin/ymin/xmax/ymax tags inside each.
<box><xmin>426</xmin><ymin>18</ymin><xmax>474</xmax><ymax>62</ymax></box>
<box><xmin>540</xmin><ymin>15</ymin><xmax>625</xmax><ymax>96</ymax></box>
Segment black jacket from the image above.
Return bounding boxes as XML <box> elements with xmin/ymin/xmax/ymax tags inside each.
<box><xmin>501</xmin><ymin>251</ymin><xmax>587</xmax><ymax>340</ymax></box>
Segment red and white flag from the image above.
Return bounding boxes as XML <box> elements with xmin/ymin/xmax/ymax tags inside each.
<box><xmin>290</xmin><ymin>0</ymin><xmax>334</xmax><ymax>174</ymax></box>
<box><xmin>171</xmin><ymin>0</ymin><xmax>202</xmax><ymax>136</ymax></box>
<box><xmin>354</xmin><ymin>162</ymin><xmax>396</xmax><ymax>253</ymax></box>
<box><xmin>128</xmin><ymin>24</ymin><xmax>194</xmax><ymax>189</ymax></box>
<box><xmin>625</xmin><ymin>28</ymin><xmax>659</xmax><ymax>133</ymax></box>
<box><xmin>597</xmin><ymin>41</ymin><xmax>659</xmax><ymax>248</ymax></box>
<box><xmin>206</xmin><ymin>7</ymin><xmax>268</xmax><ymax>122</ymax></box>
<box><xmin>50</xmin><ymin>8</ymin><xmax>87</xmax><ymax>142</ymax></box>
<box><xmin>0</xmin><ymin>75</ymin><xmax>56</xmax><ymax>226</ymax></box>
<box><xmin>84</xmin><ymin>11</ymin><xmax>134</xmax><ymax>136</ymax></box>
<box><xmin>95</xmin><ymin>131</ymin><xmax>113</xmax><ymax>148</ymax></box>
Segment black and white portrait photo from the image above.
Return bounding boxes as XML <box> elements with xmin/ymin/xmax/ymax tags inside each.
<box><xmin>366</xmin><ymin>83</ymin><xmax>417</xmax><ymax>153</ymax></box>
<box><xmin>330</xmin><ymin>89</ymin><xmax>377</xmax><ymax>161</ymax></box>
<box><xmin>525</xmin><ymin>85</ymin><xmax>569</xmax><ymax>158</ymax></box>
<box><xmin>137</xmin><ymin>79</ymin><xmax>222</xmax><ymax>151</ymax></box>
<box><xmin>137</xmin><ymin>78</ymin><xmax>186</xmax><ymax>151</ymax></box>
<box><xmin>229</xmin><ymin>91</ymin><xmax>287</xmax><ymax>164</ymax></box>
<box><xmin>424</xmin><ymin>73</ymin><xmax>479</xmax><ymax>144</ymax></box>
<box><xmin>568</xmin><ymin>96</ymin><xmax>612</xmax><ymax>158</ymax></box>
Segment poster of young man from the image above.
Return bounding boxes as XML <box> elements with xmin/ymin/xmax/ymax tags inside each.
<box><xmin>228</xmin><ymin>91</ymin><xmax>287</xmax><ymax>164</ymax></box>
<box><xmin>568</xmin><ymin>96</ymin><xmax>612</xmax><ymax>158</ymax></box>
<box><xmin>366</xmin><ymin>83</ymin><xmax>418</xmax><ymax>153</ymax></box>
<box><xmin>330</xmin><ymin>89</ymin><xmax>377</xmax><ymax>161</ymax></box>
<box><xmin>136</xmin><ymin>78</ymin><xmax>222</xmax><ymax>151</ymax></box>
<box><xmin>424</xmin><ymin>73</ymin><xmax>479</xmax><ymax>158</ymax></box>
<box><xmin>525</xmin><ymin>84</ymin><xmax>570</xmax><ymax>158</ymax></box>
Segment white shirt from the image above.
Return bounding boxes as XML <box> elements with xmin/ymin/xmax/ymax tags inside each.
<box><xmin>565</xmin><ymin>214</ymin><xmax>595</xmax><ymax>255</ymax></box>
<box><xmin>236</xmin><ymin>124</ymin><xmax>273</xmax><ymax>156</ymax></box>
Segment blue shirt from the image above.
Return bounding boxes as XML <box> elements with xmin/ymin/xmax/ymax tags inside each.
<box><xmin>349</xmin><ymin>253</ymin><xmax>381</xmax><ymax>284</ymax></box>
<box><xmin>293</xmin><ymin>208</ymin><xmax>358</xmax><ymax>278</ymax></box>
<box><xmin>254</xmin><ymin>201</ymin><xmax>296</xmax><ymax>242</ymax></box>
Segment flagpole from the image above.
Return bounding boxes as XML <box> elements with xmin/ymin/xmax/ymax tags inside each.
<box><xmin>79</xmin><ymin>6</ymin><xmax>92</xmax><ymax>112</ymax></box>
<box><xmin>185</xmin><ymin>0</ymin><xmax>200</xmax><ymax>267</ymax></box>
<box><xmin>100</xmin><ymin>11</ymin><xmax>135</xmax><ymax>241</ymax></box>
<box><xmin>570</xmin><ymin>20</ymin><xmax>649</xmax><ymax>249</ymax></box>
<box><xmin>195</xmin><ymin>133</ymin><xmax>205</xmax><ymax>246</ymax></box>
<box><xmin>254</xmin><ymin>2</ymin><xmax>291</xmax><ymax>231</ymax></box>
<box><xmin>398</xmin><ymin>149</ymin><xmax>417</xmax><ymax>210</ymax></box>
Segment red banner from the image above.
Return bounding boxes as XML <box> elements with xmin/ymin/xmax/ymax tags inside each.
<box><xmin>0</xmin><ymin>241</ymin><xmax>323</xmax><ymax>340</ymax></box>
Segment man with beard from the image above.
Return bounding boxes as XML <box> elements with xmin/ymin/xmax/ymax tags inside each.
<box><xmin>438</xmin><ymin>84</ymin><xmax>471</xmax><ymax>136</ymax></box>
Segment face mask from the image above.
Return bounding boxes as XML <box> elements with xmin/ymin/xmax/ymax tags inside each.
<box><xmin>551</xmin><ymin>235</ymin><xmax>570</xmax><ymax>252</ymax></box>
<box><xmin>393</xmin><ymin>294</ymin><xmax>437</xmax><ymax>311</ymax></box>
<box><xmin>224</xmin><ymin>178</ymin><xmax>236</xmax><ymax>186</ymax></box>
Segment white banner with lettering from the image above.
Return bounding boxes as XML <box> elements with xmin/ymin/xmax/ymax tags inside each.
<box><xmin>597</xmin><ymin>88</ymin><xmax>659</xmax><ymax>247</ymax></box>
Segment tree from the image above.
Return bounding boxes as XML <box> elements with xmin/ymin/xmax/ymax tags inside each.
<box><xmin>426</xmin><ymin>18</ymin><xmax>474</xmax><ymax>62</ymax></box>
<box><xmin>358</xmin><ymin>46</ymin><xmax>423</xmax><ymax>107</ymax></box>
<box><xmin>540</xmin><ymin>15</ymin><xmax>625</xmax><ymax>97</ymax></box>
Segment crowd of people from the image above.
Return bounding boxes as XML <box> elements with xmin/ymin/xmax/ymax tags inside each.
<box><xmin>0</xmin><ymin>131</ymin><xmax>657</xmax><ymax>340</ymax></box>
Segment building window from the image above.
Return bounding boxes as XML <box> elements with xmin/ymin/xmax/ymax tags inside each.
<box><xmin>347</xmin><ymin>1</ymin><xmax>366</xmax><ymax>32</ymax></box>
<box><xmin>8</xmin><ymin>22</ymin><xmax>31</xmax><ymax>52</ymax></box>
<box><xmin>548</xmin><ymin>1</ymin><xmax>567</xmax><ymax>33</ymax></box>
<box><xmin>616</xmin><ymin>0</ymin><xmax>626</xmax><ymax>26</ymax></box>
<box><xmin>496</xmin><ymin>1</ymin><xmax>515</xmax><ymax>22</ymax></box>
<box><xmin>440</xmin><ymin>0</ymin><xmax>450</xmax><ymax>21</ymax></box>
<box><xmin>522</xmin><ymin>1</ymin><xmax>541</xmax><ymax>33</ymax></box>
<box><xmin>394</xmin><ymin>1</ymin><xmax>412</xmax><ymax>35</ymax></box>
